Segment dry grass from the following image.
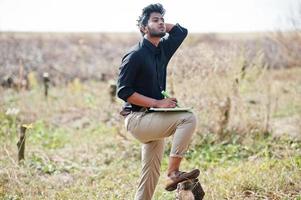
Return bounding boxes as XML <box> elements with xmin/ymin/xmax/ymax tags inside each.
<box><xmin>1</xmin><ymin>31</ymin><xmax>301</xmax><ymax>199</ymax></box>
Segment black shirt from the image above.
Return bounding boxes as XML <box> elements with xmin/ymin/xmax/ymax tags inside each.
<box><xmin>117</xmin><ymin>24</ymin><xmax>188</xmax><ymax>111</ymax></box>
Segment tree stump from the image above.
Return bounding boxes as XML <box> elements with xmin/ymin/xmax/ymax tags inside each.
<box><xmin>43</xmin><ymin>72</ymin><xmax>50</xmax><ymax>97</ymax></box>
<box><xmin>109</xmin><ymin>82</ymin><xmax>116</xmax><ymax>103</ymax></box>
<box><xmin>17</xmin><ymin>125</ymin><xmax>27</xmax><ymax>163</ymax></box>
<box><xmin>176</xmin><ymin>178</ymin><xmax>205</xmax><ymax>200</ymax></box>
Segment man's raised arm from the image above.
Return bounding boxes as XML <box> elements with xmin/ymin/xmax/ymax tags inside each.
<box><xmin>162</xmin><ymin>23</ymin><xmax>188</xmax><ymax>60</ymax></box>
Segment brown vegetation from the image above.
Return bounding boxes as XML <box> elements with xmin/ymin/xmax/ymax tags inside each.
<box><xmin>1</xmin><ymin>8</ymin><xmax>301</xmax><ymax>199</ymax></box>
<box><xmin>1</xmin><ymin>31</ymin><xmax>301</xmax><ymax>138</ymax></box>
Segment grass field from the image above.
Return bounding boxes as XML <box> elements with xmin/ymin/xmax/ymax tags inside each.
<box><xmin>1</xmin><ymin>32</ymin><xmax>301</xmax><ymax>199</ymax></box>
<box><xmin>1</xmin><ymin>72</ymin><xmax>301</xmax><ymax>199</ymax></box>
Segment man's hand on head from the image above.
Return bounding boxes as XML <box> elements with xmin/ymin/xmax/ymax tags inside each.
<box><xmin>165</xmin><ymin>23</ymin><xmax>175</xmax><ymax>33</ymax></box>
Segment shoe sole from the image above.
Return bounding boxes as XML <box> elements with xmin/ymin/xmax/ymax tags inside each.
<box><xmin>165</xmin><ymin>169</ymin><xmax>200</xmax><ymax>191</ymax></box>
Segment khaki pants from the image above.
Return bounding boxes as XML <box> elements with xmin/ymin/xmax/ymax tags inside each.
<box><xmin>125</xmin><ymin>111</ymin><xmax>197</xmax><ymax>200</ymax></box>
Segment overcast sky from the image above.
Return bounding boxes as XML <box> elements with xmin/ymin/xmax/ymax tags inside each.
<box><xmin>0</xmin><ymin>0</ymin><xmax>300</xmax><ymax>33</ymax></box>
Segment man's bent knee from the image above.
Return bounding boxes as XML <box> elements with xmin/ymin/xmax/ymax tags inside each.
<box><xmin>182</xmin><ymin>112</ymin><xmax>197</xmax><ymax>129</ymax></box>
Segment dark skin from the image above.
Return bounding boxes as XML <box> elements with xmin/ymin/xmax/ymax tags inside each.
<box><xmin>127</xmin><ymin>12</ymin><xmax>182</xmax><ymax>177</ymax></box>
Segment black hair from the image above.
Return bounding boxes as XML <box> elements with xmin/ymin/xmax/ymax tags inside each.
<box><xmin>137</xmin><ymin>3</ymin><xmax>165</xmax><ymax>35</ymax></box>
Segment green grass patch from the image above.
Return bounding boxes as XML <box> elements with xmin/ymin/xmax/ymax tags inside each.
<box><xmin>28</xmin><ymin>120</ymin><xmax>69</xmax><ymax>149</ymax></box>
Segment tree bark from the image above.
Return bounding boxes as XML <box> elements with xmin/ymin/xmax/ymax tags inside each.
<box><xmin>17</xmin><ymin>125</ymin><xmax>27</xmax><ymax>163</ymax></box>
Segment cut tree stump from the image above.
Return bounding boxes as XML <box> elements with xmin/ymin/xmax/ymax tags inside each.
<box><xmin>176</xmin><ymin>178</ymin><xmax>205</xmax><ymax>200</ymax></box>
<box><xmin>17</xmin><ymin>125</ymin><xmax>27</xmax><ymax>163</ymax></box>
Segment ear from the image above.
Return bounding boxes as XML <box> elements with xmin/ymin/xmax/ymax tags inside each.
<box><xmin>140</xmin><ymin>25</ymin><xmax>148</xmax><ymax>34</ymax></box>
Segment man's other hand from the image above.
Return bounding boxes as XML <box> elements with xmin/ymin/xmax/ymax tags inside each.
<box><xmin>155</xmin><ymin>98</ymin><xmax>177</xmax><ymax>108</ymax></box>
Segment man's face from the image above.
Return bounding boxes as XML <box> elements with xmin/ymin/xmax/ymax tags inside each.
<box><xmin>145</xmin><ymin>12</ymin><xmax>166</xmax><ymax>38</ymax></box>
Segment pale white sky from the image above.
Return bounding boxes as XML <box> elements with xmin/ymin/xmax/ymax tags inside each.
<box><xmin>0</xmin><ymin>0</ymin><xmax>300</xmax><ymax>32</ymax></box>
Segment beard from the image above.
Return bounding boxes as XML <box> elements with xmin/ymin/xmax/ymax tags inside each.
<box><xmin>148</xmin><ymin>26</ymin><xmax>166</xmax><ymax>38</ymax></box>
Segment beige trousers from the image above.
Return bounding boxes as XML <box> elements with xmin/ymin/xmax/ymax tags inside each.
<box><xmin>125</xmin><ymin>111</ymin><xmax>197</xmax><ymax>200</ymax></box>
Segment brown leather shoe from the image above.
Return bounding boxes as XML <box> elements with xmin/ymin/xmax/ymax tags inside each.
<box><xmin>165</xmin><ymin>169</ymin><xmax>200</xmax><ymax>191</ymax></box>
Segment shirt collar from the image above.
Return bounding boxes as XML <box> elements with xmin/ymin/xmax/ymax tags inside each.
<box><xmin>142</xmin><ymin>38</ymin><xmax>161</xmax><ymax>55</ymax></box>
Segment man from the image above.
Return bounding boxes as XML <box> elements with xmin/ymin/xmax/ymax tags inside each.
<box><xmin>117</xmin><ymin>3</ymin><xmax>199</xmax><ymax>200</ymax></box>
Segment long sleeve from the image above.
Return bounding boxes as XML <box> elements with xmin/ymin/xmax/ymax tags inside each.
<box><xmin>162</xmin><ymin>24</ymin><xmax>188</xmax><ymax>60</ymax></box>
<box><xmin>117</xmin><ymin>51</ymin><xmax>141</xmax><ymax>102</ymax></box>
